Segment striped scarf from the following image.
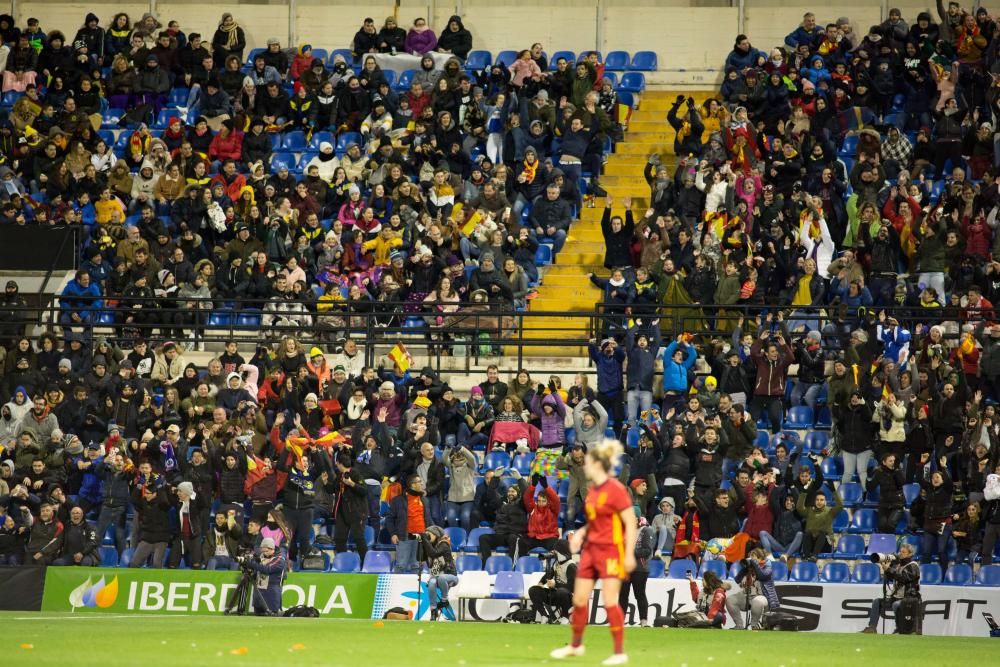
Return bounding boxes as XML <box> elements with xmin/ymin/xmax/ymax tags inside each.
<box><xmin>521</xmin><ymin>158</ymin><xmax>537</xmax><ymax>183</ymax></box>
<box><xmin>675</xmin><ymin>511</ymin><xmax>700</xmax><ymax>545</ymax></box>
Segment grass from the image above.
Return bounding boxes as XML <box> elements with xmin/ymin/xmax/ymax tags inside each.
<box><xmin>2</xmin><ymin>612</ymin><xmax>991</xmax><ymax>666</ymax></box>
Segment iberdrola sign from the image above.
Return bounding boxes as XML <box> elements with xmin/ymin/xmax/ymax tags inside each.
<box><xmin>43</xmin><ymin>568</ymin><xmax>378</xmax><ymax>617</ymax></box>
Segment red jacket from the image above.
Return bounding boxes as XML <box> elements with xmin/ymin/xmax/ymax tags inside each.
<box><xmin>524</xmin><ymin>485</ymin><xmax>560</xmax><ymax>539</ymax></box>
<box><xmin>209</xmin><ymin>130</ymin><xmax>244</xmax><ymax>163</ymax></box>
<box><xmin>210</xmin><ymin>172</ymin><xmax>247</xmax><ymax>204</ymax></box>
<box><xmin>690</xmin><ymin>581</ymin><xmax>727</xmax><ymax>622</ymax></box>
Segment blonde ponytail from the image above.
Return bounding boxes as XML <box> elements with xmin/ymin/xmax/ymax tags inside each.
<box><xmin>588</xmin><ymin>438</ymin><xmax>623</xmax><ymax>473</ymax></box>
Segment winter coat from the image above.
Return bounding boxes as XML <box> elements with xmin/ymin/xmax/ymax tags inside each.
<box><xmin>749</xmin><ymin>340</ymin><xmax>793</xmax><ymax>397</ymax></box>
<box><xmin>661</xmin><ymin>341</ymin><xmax>697</xmax><ymax>393</ymax></box>
<box><xmin>443</xmin><ymin>446</ymin><xmax>478</xmax><ymax>502</ymax></box>
<box><xmin>836</xmin><ymin>402</ymin><xmax>874</xmax><ymax>454</ymax></box>
<box><xmin>524</xmin><ymin>484</ymin><xmax>560</xmax><ymax>539</ymax></box>
<box><xmin>588</xmin><ymin>344</ymin><xmax>625</xmax><ymax>395</ymax></box>
<box><xmin>531</xmin><ymin>392</ymin><xmax>566</xmax><ymax>447</ymax></box>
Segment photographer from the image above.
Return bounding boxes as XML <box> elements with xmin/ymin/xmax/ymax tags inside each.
<box><xmin>860</xmin><ymin>543</ymin><xmax>920</xmax><ymax>634</ymax></box>
<box><xmin>240</xmin><ymin>537</ymin><xmax>287</xmax><ymax>616</ymax></box>
<box><xmin>529</xmin><ymin>541</ymin><xmax>576</xmax><ymax>623</ymax></box>
<box><xmin>726</xmin><ymin>548</ymin><xmax>779</xmax><ymax>630</ymax></box>
<box><xmin>422</xmin><ymin>526</ymin><xmax>458</xmax><ymax>621</ymax></box>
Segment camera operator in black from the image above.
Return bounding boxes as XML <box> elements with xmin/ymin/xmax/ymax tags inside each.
<box><xmin>867</xmin><ymin>453</ymin><xmax>905</xmax><ymax>533</ymax></box>
<box><xmin>528</xmin><ymin>541</ymin><xmax>576</xmax><ymax>623</ymax></box>
<box><xmin>332</xmin><ymin>451</ymin><xmax>369</xmax><ymax>563</ymax></box>
<box><xmin>727</xmin><ymin>547</ymin><xmax>780</xmax><ymax>629</ymax></box>
<box><xmin>860</xmin><ymin>543</ymin><xmax>920</xmax><ymax>633</ymax></box>
<box><xmin>242</xmin><ymin>536</ymin><xmax>287</xmax><ymax>615</ymax></box>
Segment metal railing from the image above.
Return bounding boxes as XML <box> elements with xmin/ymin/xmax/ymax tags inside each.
<box><xmin>12</xmin><ymin>296</ymin><xmax>958</xmax><ymax>377</ymax></box>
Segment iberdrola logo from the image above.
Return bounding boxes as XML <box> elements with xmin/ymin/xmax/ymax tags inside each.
<box><xmin>68</xmin><ymin>576</ymin><xmax>119</xmax><ymax>610</ymax></box>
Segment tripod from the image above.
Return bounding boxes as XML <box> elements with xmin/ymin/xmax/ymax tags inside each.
<box><xmin>879</xmin><ymin>575</ymin><xmax>890</xmax><ymax>635</ymax></box>
<box><xmin>224</xmin><ymin>567</ymin><xmax>277</xmax><ymax>616</ymax></box>
<box><xmin>742</xmin><ymin>577</ymin><xmax>754</xmax><ymax>630</ymax></box>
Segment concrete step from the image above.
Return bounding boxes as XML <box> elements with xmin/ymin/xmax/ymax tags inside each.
<box><xmin>543</xmin><ymin>263</ymin><xmax>604</xmax><ymax>276</ymax></box>
<box><xmin>635</xmin><ymin>91</ymin><xmax>718</xmax><ymax>111</ymax></box>
<box><xmin>611</xmin><ymin>142</ymin><xmax>675</xmax><ymax>156</ymax></box>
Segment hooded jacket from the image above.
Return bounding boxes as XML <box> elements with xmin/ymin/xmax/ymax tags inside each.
<box><xmin>437</xmin><ymin>16</ymin><xmax>472</xmax><ymax>60</ymax></box>
<box><xmin>524</xmin><ymin>484</ymin><xmax>560</xmax><ymax>539</ymax></box>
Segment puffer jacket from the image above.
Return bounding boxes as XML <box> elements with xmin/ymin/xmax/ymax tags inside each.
<box><xmin>868</xmin><ymin>465</ymin><xmax>905</xmax><ymax>510</ymax></box>
<box><xmin>531</xmin><ymin>392</ymin><xmax>566</xmax><ymax>447</ymax></box>
<box><xmin>524</xmin><ymin>484</ymin><xmax>560</xmax><ymax>539</ymax></box>
<box><xmin>837</xmin><ymin>402</ymin><xmax>874</xmax><ymax>454</ymax></box>
<box><xmin>739</xmin><ymin>558</ymin><xmax>780</xmax><ymax>610</ymax></box>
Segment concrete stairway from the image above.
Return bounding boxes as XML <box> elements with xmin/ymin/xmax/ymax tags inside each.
<box><xmin>517</xmin><ymin>90</ymin><xmax>716</xmax><ymax>356</ymax></box>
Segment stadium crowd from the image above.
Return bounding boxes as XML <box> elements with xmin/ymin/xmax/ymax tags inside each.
<box><xmin>3</xmin><ymin>3</ymin><xmax>1000</xmax><ymax>628</ymax></box>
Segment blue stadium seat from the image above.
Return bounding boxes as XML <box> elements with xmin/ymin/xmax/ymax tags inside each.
<box><xmin>535</xmin><ymin>244</ymin><xmax>553</xmax><ymax>266</ymax></box>
<box><xmin>120</xmin><ymin>548</ymin><xmax>135</xmax><ymax>568</ymax></box>
<box><xmin>445</xmin><ymin>527</ymin><xmax>467</xmax><ymax>549</ymax></box>
<box><xmin>336</xmin><ymin>131</ymin><xmax>363</xmax><ymax>153</ymax></box>
<box><xmin>245</xmin><ymin>48</ymin><xmax>265</xmax><ymax>66</ymax></box>
<box><xmin>617</xmin><ymin>72</ymin><xmax>645</xmax><ymax>93</ymax></box>
<box><xmin>495</xmin><ymin>50</ymin><xmax>518</xmax><ymax>67</ymax></box>
<box><xmin>604</xmin><ymin>50</ymin><xmax>629</xmax><ymax>71</ymax></box>
<box><xmin>943</xmin><ymin>563</ymin><xmax>973</xmax><ymax>586</ymax></box>
<box><xmin>838</xmin><ymin>482</ymin><xmax>863</xmax><ymax>508</ymax></box>
<box><xmin>362</xmin><ymin>551</ymin><xmax>392</xmax><ymax>573</ymax></box>
<box><xmin>890</xmin><ymin>93</ymin><xmax>906</xmax><ymax>113</ymax></box>
<box><xmin>491</xmin><ymin>572</ymin><xmax>525</xmax><ymax>599</ymax></box>
<box><xmin>628</xmin><ymin>51</ymin><xmax>658</xmax><ymax>71</ymax></box>
<box><xmin>848</xmin><ymin>509</ymin><xmax>876</xmax><ymax>534</ymax></box>
<box><xmin>919</xmin><ymin>563</ymin><xmax>942</xmax><ymax>585</ymax></box>
<box><xmin>381</xmin><ymin>69</ymin><xmax>396</xmax><ymax>88</ymax></box>
<box><xmin>282</xmin><ymin>130</ymin><xmax>307</xmax><ymax>151</ymax></box>
<box><xmin>814</xmin><ymin>406</ymin><xmax>832</xmax><ymax>429</ymax></box>
<box><xmin>867</xmin><ymin>533</ymin><xmax>897</xmax><ymax>556</ymax></box>
<box><xmin>549</xmin><ymin>50</ymin><xmax>576</xmax><ymax>69</ymax></box>
<box><xmin>308</xmin><ymin>130</ymin><xmax>334</xmax><ymax>150</ymax></box>
<box><xmin>648</xmin><ymin>559</ymin><xmax>666</xmax><ymax>578</ymax></box>
<box><xmin>900</xmin><ymin>535</ymin><xmax>921</xmax><ymax>559</ymax></box>
<box><xmin>839</xmin><ymin>135</ymin><xmax>859</xmax><ymax>157</ymax></box>
<box><xmin>308</xmin><ymin>48</ymin><xmax>328</xmax><ymax>63</ymax></box>
<box><xmin>617</xmin><ymin>90</ymin><xmax>635</xmax><ymax>109</ymax></box>
<box><xmin>832</xmin><ymin>534</ymin><xmax>866</xmax><ymax>559</ymax></box>
<box><xmin>902</xmin><ymin>483</ymin><xmax>920</xmax><ymax>507</ymax></box>
<box><xmin>512</xmin><ymin>453</ymin><xmax>535</xmax><ymax>475</ymax></box>
<box><xmin>851</xmin><ymin>562</ymin><xmax>882</xmax><ymax>584</ymax></box>
<box><xmin>770</xmin><ymin>561</ymin><xmax>788</xmax><ymax>581</ymax></box>
<box><xmin>699</xmin><ymin>560</ymin><xmax>726</xmax><ymax>579</ymax></box>
<box><xmin>166</xmin><ymin>88</ymin><xmax>189</xmax><ymax>108</ymax></box>
<box><xmin>668</xmin><ymin>559</ymin><xmax>698</xmax><ymax>579</ymax></box>
<box><xmin>462</xmin><ymin>528</ymin><xmax>493</xmax><ymax>553</ymax></box>
<box><xmin>100</xmin><ymin>546</ymin><xmax>119</xmax><ymax>567</ymax></box>
<box><xmin>484</xmin><ymin>451</ymin><xmax>511</xmax><ymax>472</ymax></box>
<box><xmin>236</xmin><ymin>310</ymin><xmax>262</xmax><ymax>328</ymax></box>
<box><xmin>789</xmin><ymin>562</ymin><xmax>818</xmax><ymax>582</ymax></box>
<box><xmin>102</xmin><ymin>108</ymin><xmax>125</xmax><ymax>128</ymax></box>
<box><xmin>456</xmin><ymin>554</ymin><xmax>483</xmax><ymax>574</ymax></box>
<box><xmin>394</xmin><ymin>69</ymin><xmax>416</xmax><ymax>92</ymax></box>
<box><xmin>975</xmin><ymin>564</ymin><xmax>1000</xmax><ymax>586</ymax></box>
<box><xmin>803</xmin><ymin>431</ymin><xmax>829</xmax><ymax>453</ymax></box>
<box><xmin>783</xmin><ymin>406</ymin><xmax>812</xmax><ymax>429</ymax></box>
<box><xmin>486</xmin><ymin>555</ymin><xmax>513</xmax><ymax>574</ymax></box>
<box><xmin>820</xmin><ymin>562</ymin><xmax>850</xmax><ymax>583</ymax></box>
<box><xmin>832</xmin><ymin>509</ymin><xmax>850</xmax><ymax>533</ymax></box>
<box><xmin>821</xmin><ymin>456</ymin><xmax>843</xmax><ymax>480</ymax></box>
<box><xmin>863</xmin><ymin>484</ymin><xmax>881</xmax><ymax>508</ymax></box>
<box><xmin>577</xmin><ymin>51</ymin><xmax>601</xmax><ymax>63</ymax></box>
<box><xmin>0</xmin><ymin>90</ymin><xmax>20</xmax><ymax>106</ymax></box>
<box><xmin>465</xmin><ymin>50</ymin><xmax>492</xmax><ymax>71</ymax></box>
<box><xmin>515</xmin><ymin>556</ymin><xmax>544</xmax><ymax>574</ymax></box>
<box><xmin>270</xmin><ymin>152</ymin><xmax>296</xmax><ymax>172</ymax></box>
<box><xmin>207</xmin><ymin>310</ymin><xmax>232</xmax><ymax>327</ymax></box>
<box><xmin>327</xmin><ymin>49</ymin><xmax>353</xmax><ymax>66</ymax></box>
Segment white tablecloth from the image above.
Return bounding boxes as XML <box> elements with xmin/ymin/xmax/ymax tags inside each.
<box><xmin>371</xmin><ymin>51</ymin><xmax>455</xmax><ymax>74</ymax></box>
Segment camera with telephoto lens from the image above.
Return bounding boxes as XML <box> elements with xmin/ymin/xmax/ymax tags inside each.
<box><xmin>236</xmin><ymin>553</ymin><xmax>260</xmax><ymax>572</ymax></box>
<box><xmin>871</xmin><ymin>553</ymin><xmax>897</xmax><ymax>578</ymax></box>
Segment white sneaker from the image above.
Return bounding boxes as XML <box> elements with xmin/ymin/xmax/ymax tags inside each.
<box><xmin>550</xmin><ymin>645</ymin><xmax>585</xmax><ymax>659</ymax></box>
<box><xmin>602</xmin><ymin>654</ymin><xmax>629</xmax><ymax>666</ymax></box>
<box><xmin>640</xmin><ymin>619</ymin><xmax>650</xmax><ymax>628</ymax></box>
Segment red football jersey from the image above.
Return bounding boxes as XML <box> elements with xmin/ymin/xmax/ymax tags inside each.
<box><xmin>583</xmin><ymin>478</ymin><xmax>632</xmax><ymax>547</ymax></box>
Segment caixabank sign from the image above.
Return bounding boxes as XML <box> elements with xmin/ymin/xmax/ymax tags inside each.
<box><xmin>42</xmin><ymin>568</ymin><xmax>378</xmax><ymax>617</ymax></box>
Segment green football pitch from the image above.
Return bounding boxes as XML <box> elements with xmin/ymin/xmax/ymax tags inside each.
<box><xmin>1</xmin><ymin>612</ymin><xmax>991</xmax><ymax>666</ymax></box>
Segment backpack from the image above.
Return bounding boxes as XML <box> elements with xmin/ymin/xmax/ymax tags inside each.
<box><xmin>283</xmin><ymin>605</ymin><xmax>320</xmax><ymax>617</ymax></box>
<box><xmin>299</xmin><ymin>552</ymin><xmax>326</xmax><ymax>571</ymax></box>
<box><xmin>761</xmin><ymin>610</ymin><xmax>802</xmax><ymax>631</ymax></box>
<box><xmin>894</xmin><ymin>596</ymin><xmax>922</xmax><ymax>635</ymax></box>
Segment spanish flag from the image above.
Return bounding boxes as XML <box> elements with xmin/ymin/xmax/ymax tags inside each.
<box><xmin>285</xmin><ymin>431</ymin><xmax>347</xmax><ymax>465</ymax></box>
<box><xmin>388</xmin><ymin>342</ymin><xmax>411</xmax><ymax>373</ymax></box>
<box><xmin>958</xmin><ymin>333</ymin><xmax>976</xmax><ymax>357</ymax></box>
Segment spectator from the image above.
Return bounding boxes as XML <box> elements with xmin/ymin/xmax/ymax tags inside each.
<box><xmin>797</xmin><ymin>482</ymin><xmax>843</xmax><ymax>561</ymax></box>
<box><xmin>518</xmin><ymin>473</ymin><xmax>561</xmax><ymax>553</ymax></box>
<box><xmin>385</xmin><ymin>474</ymin><xmax>432</xmax><ymax>573</ymax></box>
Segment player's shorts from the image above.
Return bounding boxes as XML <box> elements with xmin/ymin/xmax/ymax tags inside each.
<box><xmin>578</xmin><ymin>543</ymin><xmax>626</xmax><ymax>580</ymax></box>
